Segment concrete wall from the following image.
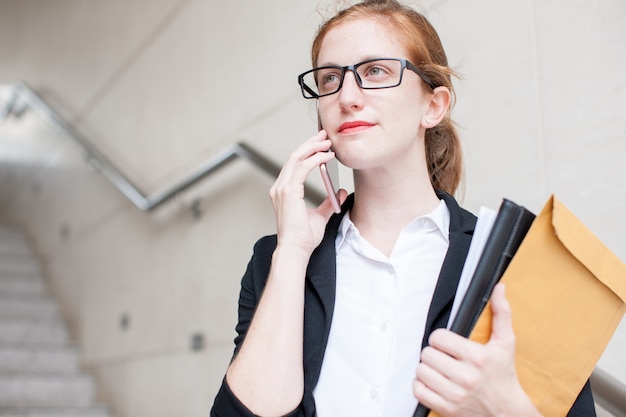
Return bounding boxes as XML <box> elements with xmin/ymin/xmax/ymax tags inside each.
<box><xmin>0</xmin><ymin>0</ymin><xmax>624</xmax><ymax>416</ymax></box>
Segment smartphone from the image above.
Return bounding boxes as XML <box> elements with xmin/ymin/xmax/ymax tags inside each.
<box><xmin>318</xmin><ymin>115</ymin><xmax>341</xmax><ymax>214</ymax></box>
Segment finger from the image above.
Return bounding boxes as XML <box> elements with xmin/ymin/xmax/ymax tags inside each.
<box><xmin>415</xmin><ymin>359</ymin><xmax>458</xmax><ymax>393</ymax></box>
<box><xmin>275</xmin><ymin>141</ymin><xmax>334</xmax><ymax>189</ymax></box>
<box><xmin>413</xmin><ymin>372</ymin><xmax>446</xmax><ymax>412</ymax></box>
<box><xmin>414</xmin><ymin>363</ymin><xmax>464</xmax><ymax>416</ymax></box>
<box><xmin>282</xmin><ymin>133</ymin><xmax>332</xmax><ymax>168</ymax></box>
<box><xmin>489</xmin><ymin>283</ymin><xmax>515</xmax><ymax>346</ymax></box>
<box><xmin>300</xmin><ymin>130</ymin><xmax>330</xmax><ymax>152</ymax></box>
<box><xmin>419</xmin><ymin>344</ymin><xmax>462</xmax><ymax>380</ymax></box>
<box><xmin>428</xmin><ymin>328</ymin><xmax>479</xmax><ymax>361</ymax></box>
<box><xmin>336</xmin><ymin>188</ymin><xmax>349</xmax><ymax>206</ymax></box>
<box><xmin>315</xmin><ymin>188</ymin><xmax>343</xmax><ymax>215</ymax></box>
<box><xmin>297</xmin><ymin>150</ymin><xmax>336</xmax><ymax>185</ymax></box>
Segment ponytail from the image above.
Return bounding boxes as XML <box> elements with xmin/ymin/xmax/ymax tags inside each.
<box><xmin>425</xmin><ymin>116</ymin><xmax>463</xmax><ymax>196</ymax></box>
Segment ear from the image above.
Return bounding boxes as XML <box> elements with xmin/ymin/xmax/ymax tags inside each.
<box><xmin>421</xmin><ymin>86</ymin><xmax>451</xmax><ymax>128</ymax></box>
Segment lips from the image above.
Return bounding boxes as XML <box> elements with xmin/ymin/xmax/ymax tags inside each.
<box><xmin>338</xmin><ymin>121</ymin><xmax>375</xmax><ymax>134</ymax></box>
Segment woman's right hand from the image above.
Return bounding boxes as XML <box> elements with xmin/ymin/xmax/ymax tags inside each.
<box><xmin>270</xmin><ymin>130</ymin><xmax>347</xmax><ymax>256</ymax></box>
<box><xmin>226</xmin><ymin>130</ymin><xmax>346</xmax><ymax>416</ymax></box>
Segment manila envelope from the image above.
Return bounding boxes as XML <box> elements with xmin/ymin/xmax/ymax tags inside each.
<box><xmin>449</xmin><ymin>195</ymin><xmax>626</xmax><ymax>417</ymax></box>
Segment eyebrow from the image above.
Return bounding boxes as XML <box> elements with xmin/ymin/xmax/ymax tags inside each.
<box><xmin>316</xmin><ymin>56</ymin><xmax>388</xmax><ymax>67</ymax></box>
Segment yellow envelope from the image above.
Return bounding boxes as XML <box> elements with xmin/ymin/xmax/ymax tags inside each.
<box><xmin>445</xmin><ymin>195</ymin><xmax>626</xmax><ymax>417</ymax></box>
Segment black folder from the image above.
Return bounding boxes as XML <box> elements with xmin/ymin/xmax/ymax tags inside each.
<box><xmin>449</xmin><ymin>199</ymin><xmax>535</xmax><ymax>336</ymax></box>
<box><xmin>413</xmin><ymin>199</ymin><xmax>535</xmax><ymax>417</ymax></box>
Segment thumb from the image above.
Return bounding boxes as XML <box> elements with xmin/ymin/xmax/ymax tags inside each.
<box><xmin>488</xmin><ymin>283</ymin><xmax>515</xmax><ymax>347</ymax></box>
<box><xmin>336</xmin><ymin>188</ymin><xmax>349</xmax><ymax>206</ymax></box>
<box><xmin>318</xmin><ymin>188</ymin><xmax>348</xmax><ymax>218</ymax></box>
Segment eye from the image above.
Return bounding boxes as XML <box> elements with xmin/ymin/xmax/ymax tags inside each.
<box><xmin>360</xmin><ymin>63</ymin><xmax>393</xmax><ymax>81</ymax></box>
<box><xmin>322</xmin><ymin>72</ymin><xmax>341</xmax><ymax>85</ymax></box>
<box><xmin>367</xmin><ymin>66</ymin><xmax>384</xmax><ymax>76</ymax></box>
<box><xmin>315</xmin><ymin>68</ymin><xmax>342</xmax><ymax>88</ymax></box>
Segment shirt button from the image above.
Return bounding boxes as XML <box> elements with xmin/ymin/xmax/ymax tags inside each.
<box><xmin>379</xmin><ymin>322</ymin><xmax>389</xmax><ymax>332</ymax></box>
<box><xmin>370</xmin><ymin>387</ymin><xmax>380</xmax><ymax>400</ymax></box>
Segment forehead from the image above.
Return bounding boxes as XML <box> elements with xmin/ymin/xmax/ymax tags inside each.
<box><xmin>317</xmin><ymin>18</ymin><xmax>410</xmax><ymax>66</ymax></box>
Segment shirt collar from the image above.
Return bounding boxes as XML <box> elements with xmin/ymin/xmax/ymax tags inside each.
<box><xmin>335</xmin><ymin>211</ymin><xmax>354</xmax><ymax>251</ymax></box>
<box><xmin>407</xmin><ymin>199</ymin><xmax>450</xmax><ymax>242</ymax></box>
<box><xmin>335</xmin><ymin>199</ymin><xmax>450</xmax><ymax>250</ymax></box>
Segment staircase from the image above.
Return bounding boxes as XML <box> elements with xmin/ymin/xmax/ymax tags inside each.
<box><xmin>0</xmin><ymin>226</ymin><xmax>114</xmax><ymax>417</ymax></box>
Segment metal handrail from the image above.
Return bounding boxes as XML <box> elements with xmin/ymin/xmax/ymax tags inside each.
<box><xmin>1</xmin><ymin>82</ymin><xmax>325</xmax><ymax>211</ymax></box>
<box><xmin>591</xmin><ymin>367</ymin><xmax>626</xmax><ymax>417</ymax></box>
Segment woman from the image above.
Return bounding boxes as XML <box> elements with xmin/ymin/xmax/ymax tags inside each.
<box><xmin>211</xmin><ymin>1</ymin><xmax>596</xmax><ymax>416</ymax></box>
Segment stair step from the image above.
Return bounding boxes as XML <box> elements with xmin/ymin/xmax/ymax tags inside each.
<box><xmin>0</xmin><ymin>227</ymin><xmax>112</xmax><ymax>415</ymax></box>
<box><xmin>0</xmin><ymin>225</ymin><xmax>28</xmax><ymax>236</ymax></box>
<box><xmin>0</xmin><ymin>250</ymin><xmax>37</xmax><ymax>260</ymax></box>
<box><xmin>0</xmin><ymin>247</ymin><xmax>33</xmax><ymax>257</ymax></box>
<box><xmin>0</xmin><ymin>296</ymin><xmax>59</xmax><ymax>319</ymax></box>
<box><xmin>0</xmin><ymin>268</ymin><xmax>40</xmax><ymax>278</ymax></box>
<box><xmin>0</xmin><ymin>276</ymin><xmax>47</xmax><ymax>297</ymax></box>
<box><xmin>0</xmin><ymin>233</ymin><xmax>32</xmax><ymax>256</ymax></box>
<box><xmin>0</xmin><ymin>259</ymin><xmax>40</xmax><ymax>276</ymax></box>
<box><xmin>0</xmin><ymin>346</ymin><xmax>80</xmax><ymax>374</ymax></box>
<box><xmin>0</xmin><ymin>318</ymin><xmax>69</xmax><ymax>346</ymax></box>
<box><xmin>0</xmin><ymin>405</ymin><xmax>112</xmax><ymax>417</ymax></box>
<box><xmin>0</xmin><ymin>375</ymin><xmax>96</xmax><ymax>407</ymax></box>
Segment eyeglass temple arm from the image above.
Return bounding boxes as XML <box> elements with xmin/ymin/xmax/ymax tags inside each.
<box><xmin>407</xmin><ymin>61</ymin><xmax>437</xmax><ymax>90</ymax></box>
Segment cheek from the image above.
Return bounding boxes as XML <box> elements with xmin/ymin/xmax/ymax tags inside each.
<box><xmin>395</xmin><ymin>81</ymin><xmax>431</xmax><ymax>117</ymax></box>
<box><xmin>389</xmin><ymin>99</ymin><xmax>423</xmax><ymax>138</ymax></box>
<box><xmin>317</xmin><ymin>105</ymin><xmax>336</xmax><ymax>133</ymax></box>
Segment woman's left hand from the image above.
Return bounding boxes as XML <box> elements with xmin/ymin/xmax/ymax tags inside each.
<box><xmin>413</xmin><ymin>284</ymin><xmax>541</xmax><ymax>417</ymax></box>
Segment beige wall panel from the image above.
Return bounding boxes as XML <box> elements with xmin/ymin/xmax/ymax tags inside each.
<box><xmin>76</xmin><ymin>0</ymin><xmax>325</xmax><ymax>194</ymax></box>
<box><xmin>74</xmin><ymin>0</ymin><xmax>210</xmax><ymax>192</ymax></box>
<box><xmin>425</xmin><ymin>0</ymin><xmax>546</xmax><ymax>213</ymax></box>
<box><xmin>61</xmin><ymin>163</ymin><xmax>275</xmax><ymax>362</ymax></box>
<box><xmin>37</xmin><ymin>162</ymin><xmax>278</xmax><ymax>414</ymax></box>
<box><xmin>533</xmin><ymin>0</ymin><xmax>626</xmax><ymax>257</ymax></box>
<box><xmin>532</xmin><ymin>0</ymin><xmax>626</xmax><ymax>384</ymax></box>
<box><xmin>93</xmin><ymin>350</ymin><xmax>212</xmax><ymax>417</ymax></box>
<box><xmin>0</xmin><ymin>0</ymin><xmax>187</xmax><ymax>122</ymax></box>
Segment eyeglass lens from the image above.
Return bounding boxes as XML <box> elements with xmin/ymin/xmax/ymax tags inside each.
<box><xmin>302</xmin><ymin>59</ymin><xmax>404</xmax><ymax>98</ymax></box>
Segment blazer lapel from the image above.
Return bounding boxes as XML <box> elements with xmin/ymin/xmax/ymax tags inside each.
<box><xmin>302</xmin><ymin>196</ymin><xmax>353</xmax><ymax>393</ymax></box>
<box><xmin>421</xmin><ymin>192</ymin><xmax>476</xmax><ymax>348</ymax></box>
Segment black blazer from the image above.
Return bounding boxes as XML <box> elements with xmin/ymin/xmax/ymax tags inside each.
<box><xmin>211</xmin><ymin>192</ymin><xmax>595</xmax><ymax>417</ymax></box>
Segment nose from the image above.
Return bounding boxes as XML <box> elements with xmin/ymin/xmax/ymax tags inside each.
<box><xmin>337</xmin><ymin>70</ymin><xmax>364</xmax><ymax>109</ymax></box>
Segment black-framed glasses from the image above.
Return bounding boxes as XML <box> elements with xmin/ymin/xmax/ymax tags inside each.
<box><xmin>297</xmin><ymin>58</ymin><xmax>437</xmax><ymax>99</ymax></box>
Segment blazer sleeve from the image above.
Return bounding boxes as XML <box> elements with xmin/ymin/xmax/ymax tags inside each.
<box><xmin>566</xmin><ymin>380</ymin><xmax>596</xmax><ymax>416</ymax></box>
<box><xmin>210</xmin><ymin>236</ymin><xmax>306</xmax><ymax>417</ymax></box>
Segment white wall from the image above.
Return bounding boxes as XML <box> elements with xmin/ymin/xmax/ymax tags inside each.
<box><xmin>0</xmin><ymin>1</ymin><xmax>624</xmax><ymax>416</ymax></box>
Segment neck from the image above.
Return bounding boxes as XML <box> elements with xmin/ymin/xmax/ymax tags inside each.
<box><xmin>351</xmin><ymin>174</ymin><xmax>439</xmax><ymax>225</ymax></box>
<box><xmin>349</xmin><ymin>163</ymin><xmax>440</xmax><ymax>257</ymax></box>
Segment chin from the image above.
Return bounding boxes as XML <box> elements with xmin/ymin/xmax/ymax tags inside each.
<box><xmin>337</xmin><ymin>156</ymin><xmax>377</xmax><ymax>171</ymax></box>
<box><xmin>334</xmin><ymin>142</ymin><xmax>374</xmax><ymax>164</ymax></box>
